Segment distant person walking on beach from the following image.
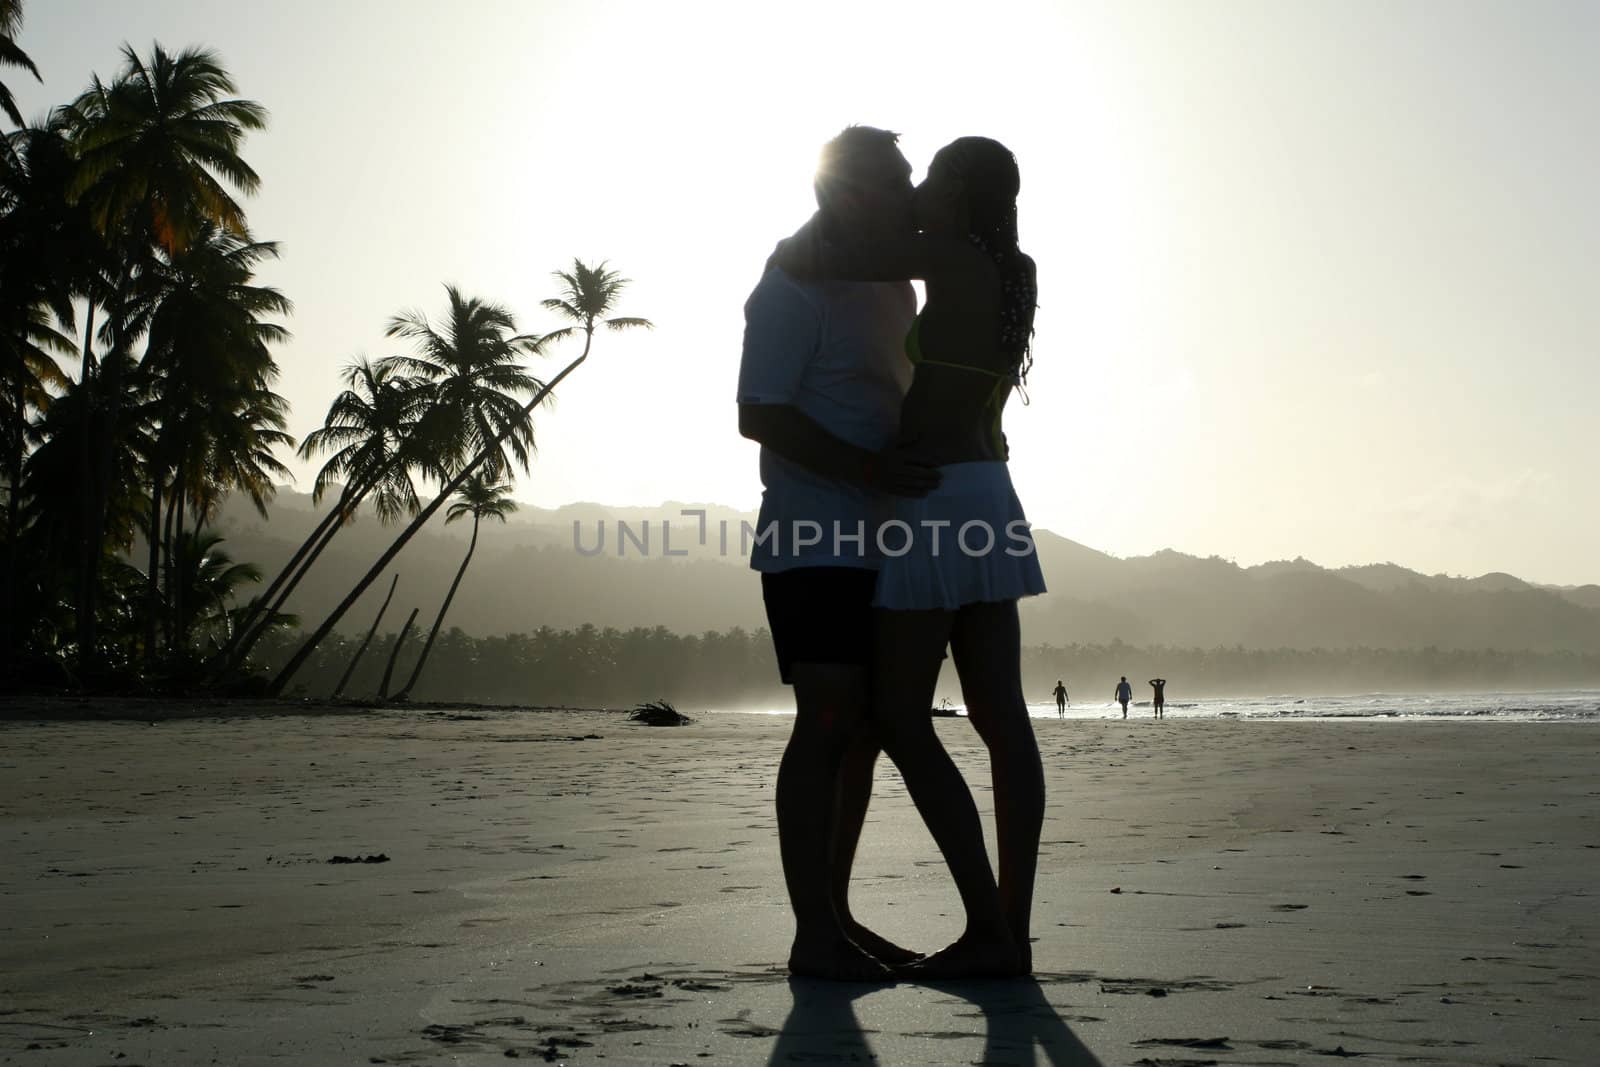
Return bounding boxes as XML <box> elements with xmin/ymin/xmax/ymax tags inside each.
<box><xmin>1053</xmin><ymin>680</ymin><xmax>1068</xmax><ymax>717</ymax></box>
<box><xmin>1149</xmin><ymin>677</ymin><xmax>1167</xmax><ymax>719</ymax></box>
<box><xmin>1114</xmin><ymin>676</ymin><xmax>1132</xmax><ymax>718</ymax></box>
<box><xmin>737</xmin><ymin>126</ymin><xmax>933</xmax><ymax>981</ymax></box>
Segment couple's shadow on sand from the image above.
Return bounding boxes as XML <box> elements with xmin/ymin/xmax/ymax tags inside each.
<box><xmin>768</xmin><ymin>972</ymin><xmax>1103</xmax><ymax>1066</ymax></box>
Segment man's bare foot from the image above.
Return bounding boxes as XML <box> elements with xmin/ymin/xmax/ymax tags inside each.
<box><xmin>896</xmin><ymin>930</ymin><xmax>1023</xmax><ymax>980</ymax></box>
<box><xmin>843</xmin><ymin>920</ymin><xmax>924</xmax><ymax>967</ymax></box>
<box><xmin>788</xmin><ymin>935</ymin><xmax>896</xmax><ymax>982</ymax></box>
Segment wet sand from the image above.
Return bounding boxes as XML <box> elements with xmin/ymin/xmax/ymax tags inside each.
<box><xmin>2</xmin><ymin>704</ymin><xmax>1596</xmax><ymax>1065</ymax></box>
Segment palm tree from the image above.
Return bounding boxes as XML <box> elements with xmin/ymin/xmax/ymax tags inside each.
<box><xmin>393</xmin><ymin>476</ymin><xmax>515</xmax><ymax>701</ymax></box>
<box><xmin>0</xmin><ymin>297</ymin><xmax>70</xmax><ymax>654</ymax></box>
<box><xmin>62</xmin><ymin>44</ymin><xmax>266</xmax><ymax>256</ymax></box>
<box><xmin>170</xmin><ymin>530</ymin><xmax>262</xmax><ymax>654</ymax></box>
<box><xmin>139</xmin><ymin>223</ymin><xmax>291</xmax><ymax>654</ymax></box>
<box><xmin>536</xmin><ymin>259</ymin><xmax>654</xmax><ymax>354</ymax></box>
<box><xmin>222</xmin><ymin>356</ymin><xmax>427</xmax><ymax>673</ymax></box>
<box><xmin>17</xmin><ymin>363</ymin><xmax>150</xmax><ymax>643</ymax></box>
<box><xmin>386</xmin><ymin>287</ymin><xmax>543</xmax><ymax>484</ymax></box>
<box><xmin>57</xmin><ymin>42</ymin><xmax>266</xmax><ymax>665</ymax></box>
<box><xmin>0</xmin><ymin>0</ymin><xmax>41</xmax><ymax>129</ymax></box>
<box><xmin>0</xmin><ymin>124</ymin><xmax>90</xmax><ymax>328</ymax></box>
<box><xmin>1</xmin><ymin>122</ymin><xmax>91</xmax><ymax>658</ymax></box>
<box><xmin>268</xmin><ymin>261</ymin><xmax>651</xmax><ymax>695</ymax></box>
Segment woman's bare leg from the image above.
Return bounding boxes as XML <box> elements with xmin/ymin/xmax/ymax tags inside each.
<box><xmin>872</xmin><ymin>607</ymin><xmax>1019</xmax><ymax>977</ymax></box>
<box><xmin>950</xmin><ymin>599</ymin><xmax>1045</xmax><ymax>974</ymax></box>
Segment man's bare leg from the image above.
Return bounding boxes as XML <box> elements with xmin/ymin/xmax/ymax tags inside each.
<box><xmin>777</xmin><ymin>662</ymin><xmax>890</xmax><ymax>980</ymax></box>
<box><xmin>952</xmin><ymin>600</ymin><xmax>1046</xmax><ymax>975</ymax></box>
<box><xmin>829</xmin><ymin>728</ymin><xmax>923</xmax><ymax>965</ymax></box>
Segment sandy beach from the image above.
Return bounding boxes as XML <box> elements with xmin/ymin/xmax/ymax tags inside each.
<box><xmin>2</xmin><ymin>702</ymin><xmax>1596</xmax><ymax>1066</ymax></box>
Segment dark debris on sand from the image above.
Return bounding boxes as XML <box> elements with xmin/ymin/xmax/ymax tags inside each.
<box><xmin>629</xmin><ymin>699</ymin><xmax>692</xmax><ymax>726</ymax></box>
<box><xmin>328</xmin><ymin>853</ymin><xmax>390</xmax><ymax>864</ymax></box>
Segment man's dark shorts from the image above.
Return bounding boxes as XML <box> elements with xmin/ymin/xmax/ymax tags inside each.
<box><xmin>760</xmin><ymin>566</ymin><xmax>877</xmax><ymax>685</ymax></box>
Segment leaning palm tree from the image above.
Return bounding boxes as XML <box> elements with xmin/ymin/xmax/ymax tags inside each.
<box><xmin>0</xmin><ymin>0</ymin><xmax>42</xmax><ymax>129</ymax></box>
<box><xmin>386</xmin><ymin>287</ymin><xmax>543</xmax><ymax>484</ymax></box>
<box><xmin>268</xmin><ymin>261</ymin><xmax>652</xmax><ymax>695</ymax></box>
<box><xmin>536</xmin><ymin>259</ymin><xmax>654</xmax><ymax>357</ymax></box>
<box><xmin>220</xmin><ymin>356</ymin><xmax>428</xmax><ymax>674</ymax></box>
<box><xmin>392</xmin><ymin>476</ymin><xmax>515</xmax><ymax>701</ymax></box>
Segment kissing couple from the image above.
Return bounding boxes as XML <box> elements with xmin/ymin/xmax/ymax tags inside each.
<box><xmin>736</xmin><ymin>126</ymin><xmax>1048</xmax><ymax>980</ymax></box>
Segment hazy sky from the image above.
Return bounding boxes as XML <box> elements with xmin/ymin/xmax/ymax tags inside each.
<box><xmin>11</xmin><ymin>1</ymin><xmax>1598</xmax><ymax>584</ymax></box>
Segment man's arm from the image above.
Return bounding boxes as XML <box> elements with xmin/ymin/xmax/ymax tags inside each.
<box><xmin>738</xmin><ymin>404</ymin><xmax>939</xmax><ymax>497</ymax></box>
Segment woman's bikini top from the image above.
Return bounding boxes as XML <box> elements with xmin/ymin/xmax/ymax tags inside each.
<box><xmin>905</xmin><ymin>314</ymin><xmax>1016</xmax><ymax>459</ymax></box>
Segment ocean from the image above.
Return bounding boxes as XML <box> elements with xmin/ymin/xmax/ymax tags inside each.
<box><xmin>721</xmin><ymin>689</ymin><xmax>1600</xmax><ymax>723</ymax></box>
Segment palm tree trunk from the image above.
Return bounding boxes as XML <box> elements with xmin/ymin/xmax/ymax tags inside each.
<box><xmin>377</xmin><ymin>607</ymin><xmax>419</xmax><ymax>701</ymax></box>
<box><xmin>74</xmin><ymin>302</ymin><xmax>97</xmax><ymax>666</ymax></box>
<box><xmin>184</xmin><ymin>513</ymin><xmax>207</xmax><ymax>652</ymax></box>
<box><xmin>164</xmin><ymin>459</ymin><xmax>180</xmax><ymax>652</ymax></box>
<box><xmin>162</xmin><ymin>471</ymin><xmax>180</xmax><ymax>643</ymax></box>
<box><xmin>394</xmin><ymin>511</ymin><xmax>478</xmax><ymax>701</ymax></box>
<box><xmin>3</xmin><ymin>375</ymin><xmax>24</xmax><ymax>660</ymax></box>
<box><xmin>144</xmin><ymin>471</ymin><xmax>163</xmax><ymax>660</ymax></box>
<box><xmin>227</xmin><ymin>483</ymin><xmax>372</xmax><ymax>671</ymax></box>
<box><xmin>269</xmin><ymin>342</ymin><xmax>592</xmax><ymax>696</ymax></box>
<box><xmin>87</xmin><ymin>298</ymin><xmax>130</xmax><ymax>665</ymax></box>
<box><xmin>172</xmin><ymin>465</ymin><xmax>187</xmax><ymax>654</ymax></box>
<box><xmin>221</xmin><ymin>475</ymin><xmax>378</xmax><ymax>674</ymax></box>
<box><xmin>331</xmin><ymin>571</ymin><xmax>398</xmax><ymax>700</ymax></box>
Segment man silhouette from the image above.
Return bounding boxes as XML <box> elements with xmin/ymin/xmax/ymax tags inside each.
<box><xmin>737</xmin><ymin>126</ymin><xmax>937</xmax><ymax>979</ymax></box>
<box><xmin>1148</xmin><ymin>677</ymin><xmax>1167</xmax><ymax>719</ymax></box>
<box><xmin>1052</xmin><ymin>680</ymin><xmax>1068</xmax><ymax>717</ymax></box>
<box><xmin>1114</xmin><ymin>676</ymin><xmax>1132</xmax><ymax>719</ymax></box>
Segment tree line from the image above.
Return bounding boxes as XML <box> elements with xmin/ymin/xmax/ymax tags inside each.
<box><xmin>250</xmin><ymin>624</ymin><xmax>1600</xmax><ymax>707</ymax></box>
<box><xmin>0</xmin><ymin>6</ymin><xmax>649</xmax><ymax>695</ymax></box>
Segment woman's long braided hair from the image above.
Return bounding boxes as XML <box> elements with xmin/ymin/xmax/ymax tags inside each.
<box><xmin>937</xmin><ymin>137</ymin><xmax>1037</xmax><ymax>389</ymax></box>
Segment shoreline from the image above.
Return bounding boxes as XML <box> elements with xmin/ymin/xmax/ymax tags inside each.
<box><xmin>0</xmin><ymin>693</ymin><xmax>627</xmax><ymax>723</ymax></box>
<box><xmin>4</xmin><ymin>686</ymin><xmax>1597</xmax><ymax>724</ymax></box>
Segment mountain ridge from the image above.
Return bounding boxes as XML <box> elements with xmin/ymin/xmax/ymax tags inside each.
<box><xmin>210</xmin><ymin>486</ymin><xmax>1600</xmax><ymax>651</ymax></box>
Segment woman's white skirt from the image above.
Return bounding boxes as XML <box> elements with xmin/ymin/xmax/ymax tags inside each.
<box><xmin>872</xmin><ymin>461</ymin><xmax>1047</xmax><ymax>611</ymax></box>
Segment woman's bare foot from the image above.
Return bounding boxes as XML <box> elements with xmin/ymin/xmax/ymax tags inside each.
<box><xmin>896</xmin><ymin>930</ymin><xmax>1023</xmax><ymax>980</ymax></box>
<box><xmin>843</xmin><ymin>920</ymin><xmax>924</xmax><ymax>967</ymax></box>
<box><xmin>1015</xmin><ymin>938</ymin><xmax>1033</xmax><ymax>977</ymax></box>
<box><xmin>788</xmin><ymin>934</ymin><xmax>897</xmax><ymax>982</ymax></box>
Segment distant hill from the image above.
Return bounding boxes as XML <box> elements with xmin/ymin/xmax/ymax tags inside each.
<box><xmin>209</xmin><ymin>487</ymin><xmax>1600</xmax><ymax>653</ymax></box>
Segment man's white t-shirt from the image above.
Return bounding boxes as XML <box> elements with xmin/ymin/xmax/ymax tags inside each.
<box><xmin>736</xmin><ymin>267</ymin><xmax>915</xmax><ymax>573</ymax></box>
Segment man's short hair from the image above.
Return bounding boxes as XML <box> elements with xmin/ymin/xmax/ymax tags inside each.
<box><xmin>814</xmin><ymin>125</ymin><xmax>902</xmax><ymax>211</ymax></box>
